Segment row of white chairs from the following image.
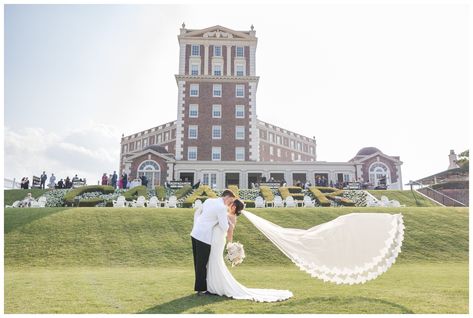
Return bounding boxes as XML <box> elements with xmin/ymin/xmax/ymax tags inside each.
<box><xmin>7</xmin><ymin>196</ymin><xmax>47</xmax><ymax>208</ymax></box>
<box><xmin>254</xmin><ymin>195</ymin><xmax>316</xmax><ymax>208</ymax></box>
<box><xmin>112</xmin><ymin>195</ymin><xmax>179</xmax><ymax>208</ymax></box>
<box><xmin>366</xmin><ymin>195</ymin><xmax>405</xmax><ymax>207</ymax></box>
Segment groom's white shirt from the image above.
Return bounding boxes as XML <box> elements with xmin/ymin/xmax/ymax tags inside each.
<box><xmin>191</xmin><ymin>197</ymin><xmax>229</xmax><ymax>245</ymax></box>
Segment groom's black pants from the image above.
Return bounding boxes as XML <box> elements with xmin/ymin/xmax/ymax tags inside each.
<box><xmin>191</xmin><ymin>237</ymin><xmax>211</xmax><ymax>292</ymax></box>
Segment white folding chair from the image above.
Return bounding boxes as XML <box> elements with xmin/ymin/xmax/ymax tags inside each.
<box><xmin>113</xmin><ymin>196</ymin><xmax>126</xmax><ymax>208</ymax></box>
<box><xmin>285</xmin><ymin>196</ymin><xmax>296</xmax><ymax>208</ymax></box>
<box><xmin>147</xmin><ymin>196</ymin><xmax>159</xmax><ymax>208</ymax></box>
<box><xmin>133</xmin><ymin>196</ymin><xmax>147</xmax><ymax>208</ymax></box>
<box><xmin>303</xmin><ymin>195</ymin><xmax>315</xmax><ymax>207</ymax></box>
<box><xmin>37</xmin><ymin>196</ymin><xmax>47</xmax><ymax>208</ymax></box>
<box><xmin>166</xmin><ymin>196</ymin><xmax>178</xmax><ymax>208</ymax></box>
<box><xmin>255</xmin><ymin>196</ymin><xmax>265</xmax><ymax>208</ymax></box>
<box><xmin>273</xmin><ymin>196</ymin><xmax>284</xmax><ymax>208</ymax></box>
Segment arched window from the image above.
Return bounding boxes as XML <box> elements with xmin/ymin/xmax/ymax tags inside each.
<box><xmin>137</xmin><ymin>160</ymin><xmax>161</xmax><ymax>188</ymax></box>
<box><xmin>369</xmin><ymin>162</ymin><xmax>390</xmax><ymax>187</ymax></box>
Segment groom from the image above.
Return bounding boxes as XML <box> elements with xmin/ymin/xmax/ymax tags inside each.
<box><xmin>191</xmin><ymin>189</ymin><xmax>236</xmax><ymax>295</ymax></box>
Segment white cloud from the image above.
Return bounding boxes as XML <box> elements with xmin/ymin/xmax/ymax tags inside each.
<box><xmin>4</xmin><ymin>122</ymin><xmax>120</xmax><ymax>184</ymax></box>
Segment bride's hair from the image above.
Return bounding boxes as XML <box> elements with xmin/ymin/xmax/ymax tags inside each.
<box><xmin>232</xmin><ymin>199</ymin><xmax>245</xmax><ymax>216</ymax></box>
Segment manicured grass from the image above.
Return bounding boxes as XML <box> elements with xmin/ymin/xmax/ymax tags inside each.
<box><xmin>367</xmin><ymin>190</ymin><xmax>439</xmax><ymax>207</ymax></box>
<box><xmin>4</xmin><ymin>189</ymin><xmax>50</xmax><ymax>206</ymax></box>
<box><xmin>4</xmin><ymin>263</ymin><xmax>468</xmax><ymax>314</ymax></box>
<box><xmin>4</xmin><ymin>206</ymin><xmax>469</xmax><ymax>313</ymax></box>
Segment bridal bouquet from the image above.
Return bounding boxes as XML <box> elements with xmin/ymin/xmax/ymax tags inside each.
<box><xmin>226</xmin><ymin>242</ymin><xmax>246</xmax><ymax>267</ymax></box>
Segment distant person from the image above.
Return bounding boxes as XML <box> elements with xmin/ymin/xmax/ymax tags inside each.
<box><xmin>101</xmin><ymin>173</ymin><xmax>108</xmax><ymax>186</ymax></box>
<box><xmin>72</xmin><ymin>175</ymin><xmax>79</xmax><ymax>183</ymax></box>
<box><xmin>57</xmin><ymin>179</ymin><xmax>64</xmax><ymax>189</ymax></box>
<box><xmin>20</xmin><ymin>192</ymin><xmax>35</xmax><ymax>208</ymax></box>
<box><xmin>65</xmin><ymin>176</ymin><xmax>71</xmax><ymax>188</ymax></box>
<box><xmin>111</xmin><ymin>171</ymin><xmax>118</xmax><ymax>188</ymax></box>
<box><xmin>49</xmin><ymin>173</ymin><xmax>56</xmax><ymax>188</ymax></box>
<box><xmin>40</xmin><ymin>171</ymin><xmax>47</xmax><ymax>189</ymax></box>
<box><xmin>122</xmin><ymin>173</ymin><xmax>128</xmax><ymax>189</ymax></box>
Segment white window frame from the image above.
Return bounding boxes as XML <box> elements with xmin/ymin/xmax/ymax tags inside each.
<box><xmin>236</xmin><ymin>46</ymin><xmax>244</xmax><ymax>57</ymax></box>
<box><xmin>188</xmin><ymin>147</ymin><xmax>198</xmax><ymax>160</ymax></box>
<box><xmin>213</xmin><ymin>64</ymin><xmax>222</xmax><ymax>76</ymax></box>
<box><xmin>235</xmin><ymin>126</ymin><xmax>245</xmax><ymax>140</ymax></box>
<box><xmin>269</xmin><ymin>146</ymin><xmax>274</xmax><ymax>155</ymax></box>
<box><xmin>212</xmin><ymin>125</ymin><xmax>222</xmax><ymax>139</ymax></box>
<box><xmin>236</xmin><ymin>64</ymin><xmax>245</xmax><ymax>76</ymax></box>
<box><xmin>191</xmin><ymin>64</ymin><xmax>200</xmax><ymax>75</ymax></box>
<box><xmin>188</xmin><ymin>125</ymin><xmax>198</xmax><ymax>139</ymax></box>
<box><xmin>213</xmin><ymin>84</ymin><xmax>222</xmax><ymax>97</ymax></box>
<box><xmin>212</xmin><ymin>104</ymin><xmax>222</xmax><ymax>118</ymax></box>
<box><xmin>191</xmin><ymin>45</ymin><xmax>200</xmax><ymax>56</ymax></box>
<box><xmin>277</xmin><ymin>148</ymin><xmax>281</xmax><ymax>157</ymax></box>
<box><xmin>190</xmin><ymin>84</ymin><xmax>199</xmax><ymax>97</ymax></box>
<box><xmin>189</xmin><ymin>104</ymin><xmax>199</xmax><ymax>118</ymax></box>
<box><xmin>235</xmin><ymin>84</ymin><xmax>245</xmax><ymax>98</ymax></box>
<box><xmin>212</xmin><ymin>147</ymin><xmax>221</xmax><ymax>161</ymax></box>
<box><xmin>235</xmin><ymin>147</ymin><xmax>245</xmax><ymax>161</ymax></box>
<box><xmin>213</xmin><ymin>45</ymin><xmax>222</xmax><ymax>57</ymax></box>
<box><xmin>235</xmin><ymin>105</ymin><xmax>245</xmax><ymax>118</ymax></box>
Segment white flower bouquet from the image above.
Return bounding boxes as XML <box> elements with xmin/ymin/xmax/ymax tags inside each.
<box><xmin>226</xmin><ymin>241</ymin><xmax>246</xmax><ymax>267</ymax></box>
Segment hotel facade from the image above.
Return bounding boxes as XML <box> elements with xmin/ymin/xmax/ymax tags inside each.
<box><xmin>119</xmin><ymin>25</ymin><xmax>403</xmax><ymax>190</ymax></box>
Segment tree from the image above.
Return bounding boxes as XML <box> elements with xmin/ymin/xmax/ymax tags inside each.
<box><xmin>457</xmin><ymin>150</ymin><xmax>469</xmax><ymax>172</ymax></box>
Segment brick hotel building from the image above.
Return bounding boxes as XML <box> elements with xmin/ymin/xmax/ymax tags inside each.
<box><xmin>119</xmin><ymin>25</ymin><xmax>403</xmax><ymax>190</ymax></box>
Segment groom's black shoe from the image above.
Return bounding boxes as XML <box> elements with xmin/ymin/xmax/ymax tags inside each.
<box><xmin>203</xmin><ymin>291</ymin><xmax>217</xmax><ymax>296</ymax></box>
<box><xmin>197</xmin><ymin>291</ymin><xmax>216</xmax><ymax>296</ymax></box>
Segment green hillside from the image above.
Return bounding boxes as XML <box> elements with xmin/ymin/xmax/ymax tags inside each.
<box><xmin>4</xmin><ymin>189</ymin><xmax>50</xmax><ymax>206</ymax></box>
<box><xmin>367</xmin><ymin>190</ymin><xmax>439</xmax><ymax>207</ymax></box>
<box><xmin>5</xmin><ymin>207</ymin><xmax>467</xmax><ymax>267</ymax></box>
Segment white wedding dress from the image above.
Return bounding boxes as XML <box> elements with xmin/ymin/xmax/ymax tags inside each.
<box><xmin>206</xmin><ymin>218</ymin><xmax>293</xmax><ymax>302</ymax></box>
<box><xmin>205</xmin><ymin>210</ymin><xmax>404</xmax><ymax>301</ymax></box>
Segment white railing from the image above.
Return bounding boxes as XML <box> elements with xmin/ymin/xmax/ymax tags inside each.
<box><xmin>4</xmin><ymin>178</ymin><xmax>21</xmax><ymax>189</ymax></box>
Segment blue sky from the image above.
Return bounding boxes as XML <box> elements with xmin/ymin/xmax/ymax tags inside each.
<box><xmin>4</xmin><ymin>4</ymin><xmax>469</xmax><ymax>185</ymax></box>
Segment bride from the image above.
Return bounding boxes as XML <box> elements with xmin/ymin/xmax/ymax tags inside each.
<box><xmin>206</xmin><ymin>199</ymin><xmax>293</xmax><ymax>302</ymax></box>
<box><xmin>202</xmin><ymin>198</ymin><xmax>405</xmax><ymax>302</ymax></box>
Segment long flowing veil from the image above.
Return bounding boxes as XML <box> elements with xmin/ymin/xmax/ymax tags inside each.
<box><xmin>242</xmin><ymin>211</ymin><xmax>405</xmax><ymax>285</ymax></box>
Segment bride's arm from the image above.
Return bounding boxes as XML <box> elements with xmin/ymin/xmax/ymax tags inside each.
<box><xmin>227</xmin><ymin>215</ymin><xmax>237</xmax><ymax>242</ymax></box>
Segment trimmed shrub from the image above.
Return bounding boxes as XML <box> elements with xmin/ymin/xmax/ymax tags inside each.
<box><xmin>64</xmin><ymin>185</ymin><xmax>115</xmax><ymax>206</ymax></box>
<box><xmin>315</xmin><ymin>186</ymin><xmax>340</xmax><ymax>193</ymax></box>
<box><xmin>325</xmin><ymin>189</ymin><xmax>355</xmax><ymax>206</ymax></box>
<box><xmin>175</xmin><ymin>185</ymin><xmax>193</xmax><ymax>199</ymax></box>
<box><xmin>259</xmin><ymin>186</ymin><xmax>274</xmax><ymax>202</ymax></box>
<box><xmin>278</xmin><ymin>187</ymin><xmax>304</xmax><ymax>200</ymax></box>
<box><xmin>183</xmin><ymin>185</ymin><xmax>218</xmax><ymax>208</ymax></box>
<box><xmin>309</xmin><ymin>187</ymin><xmax>331</xmax><ymax>206</ymax></box>
<box><xmin>156</xmin><ymin>186</ymin><xmax>167</xmax><ymax>200</ymax></box>
<box><xmin>123</xmin><ymin>186</ymin><xmax>148</xmax><ymax>202</ymax></box>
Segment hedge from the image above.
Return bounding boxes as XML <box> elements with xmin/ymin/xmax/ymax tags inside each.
<box><xmin>259</xmin><ymin>186</ymin><xmax>274</xmax><ymax>202</ymax></box>
<box><xmin>183</xmin><ymin>185</ymin><xmax>218</xmax><ymax>208</ymax></box>
<box><xmin>278</xmin><ymin>187</ymin><xmax>304</xmax><ymax>200</ymax></box>
<box><xmin>123</xmin><ymin>186</ymin><xmax>148</xmax><ymax>201</ymax></box>
<box><xmin>64</xmin><ymin>185</ymin><xmax>115</xmax><ymax>206</ymax></box>
<box><xmin>156</xmin><ymin>186</ymin><xmax>167</xmax><ymax>200</ymax></box>
<box><xmin>324</xmin><ymin>189</ymin><xmax>355</xmax><ymax>206</ymax></box>
<box><xmin>309</xmin><ymin>187</ymin><xmax>331</xmax><ymax>206</ymax></box>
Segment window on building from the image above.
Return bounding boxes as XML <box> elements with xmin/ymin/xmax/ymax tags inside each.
<box><xmin>164</xmin><ymin>132</ymin><xmax>169</xmax><ymax>141</ymax></box>
<box><xmin>290</xmin><ymin>140</ymin><xmax>295</xmax><ymax>149</ymax></box>
<box><xmin>276</xmin><ymin>135</ymin><xmax>281</xmax><ymax>145</ymax></box>
<box><xmin>123</xmin><ymin>144</ymin><xmax>128</xmax><ymax>153</ymax></box>
<box><xmin>212</xmin><ymin>104</ymin><xmax>222</xmax><ymax>118</ymax></box>
<box><xmin>214</xmin><ymin>45</ymin><xmax>222</xmax><ymax>57</ymax></box>
<box><xmin>291</xmin><ymin>152</ymin><xmax>295</xmax><ymax>160</ymax></box>
<box><xmin>235</xmin><ymin>126</ymin><xmax>245</xmax><ymax>140</ymax></box>
<box><xmin>236</xmin><ymin>64</ymin><xmax>245</xmax><ymax>76</ymax></box>
<box><xmin>188</xmin><ymin>147</ymin><xmax>197</xmax><ymax>160</ymax></box>
<box><xmin>270</xmin><ymin>146</ymin><xmax>274</xmax><ymax>155</ymax></box>
<box><xmin>297</xmin><ymin>142</ymin><xmax>302</xmax><ymax>150</ymax></box>
<box><xmin>236</xmin><ymin>84</ymin><xmax>245</xmax><ymax>97</ymax></box>
<box><xmin>189</xmin><ymin>104</ymin><xmax>198</xmax><ymax>118</ymax></box>
<box><xmin>297</xmin><ymin>153</ymin><xmax>301</xmax><ymax>160</ymax></box>
<box><xmin>277</xmin><ymin>148</ymin><xmax>281</xmax><ymax>157</ymax></box>
<box><xmin>213</xmin><ymin>84</ymin><xmax>222</xmax><ymax>97</ymax></box>
<box><xmin>136</xmin><ymin>140</ymin><xmax>141</xmax><ymax>149</ymax></box>
<box><xmin>188</xmin><ymin>125</ymin><xmax>198</xmax><ymax>139</ymax></box>
<box><xmin>191</xmin><ymin>64</ymin><xmax>199</xmax><ymax>75</ymax></box>
<box><xmin>190</xmin><ymin>84</ymin><xmax>199</xmax><ymax>97</ymax></box>
<box><xmin>235</xmin><ymin>105</ymin><xmax>245</xmax><ymax>118</ymax></box>
<box><xmin>236</xmin><ymin>46</ymin><xmax>244</xmax><ymax>57</ymax></box>
<box><xmin>191</xmin><ymin>45</ymin><xmax>200</xmax><ymax>56</ymax></box>
<box><xmin>212</xmin><ymin>147</ymin><xmax>221</xmax><ymax>161</ymax></box>
<box><xmin>235</xmin><ymin>147</ymin><xmax>245</xmax><ymax>161</ymax></box>
<box><xmin>143</xmin><ymin>138</ymin><xmax>148</xmax><ymax>147</ymax></box>
<box><xmin>157</xmin><ymin>134</ymin><xmax>162</xmax><ymax>143</ymax></box>
<box><xmin>213</xmin><ymin>64</ymin><xmax>222</xmax><ymax>76</ymax></box>
<box><xmin>212</xmin><ymin>125</ymin><xmax>221</xmax><ymax>139</ymax></box>
<box><xmin>203</xmin><ymin>173</ymin><xmax>217</xmax><ymax>187</ymax></box>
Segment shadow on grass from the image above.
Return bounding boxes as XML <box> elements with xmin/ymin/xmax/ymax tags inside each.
<box><xmin>4</xmin><ymin>208</ymin><xmax>70</xmax><ymax>234</ymax></box>
<box><xmin>278</xmin><ymin>296</ymin><xmax>414</xmax><ymax>314</ymax></box>
<box><xmin>138</xmin><ymin>294</ymin><xmax>228</xmax><ymax>314</ymax></box>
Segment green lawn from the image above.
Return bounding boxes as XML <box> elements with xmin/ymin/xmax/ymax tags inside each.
<box><xmin>4</xmin><ymin>206</ymin><xmax>469</xmax><ymax>313</ymax></box>
<box><xmin>4</xmin><ymin>189</ymin><xmax>50</xmax><ymax>206</ymax></box>
<box><xmin>367</xmin><ymin>190</ymin><xmax>439</xmax><ymax>207</ymax></box>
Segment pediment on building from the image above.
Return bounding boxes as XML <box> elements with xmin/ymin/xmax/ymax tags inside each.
<box><xmin>182</xmin><ymin>25</ymin><xmax>253</xmax><ymax>40</ymax></box>
<box><xmin>124</xmin><ymin>149</ymin><xmax>175</xmax><ymax>163</ymax></box>
<box><xmin>351</xmin><ymin>151</ymin><xmax>403</xmax><ymax>165</ymax></box>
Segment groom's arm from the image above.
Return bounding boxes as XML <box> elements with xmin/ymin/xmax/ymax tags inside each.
<box><xmin>217</xmin><ymin>207</ymin><xmax>230</xmax><ymax>233</ymax></box>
